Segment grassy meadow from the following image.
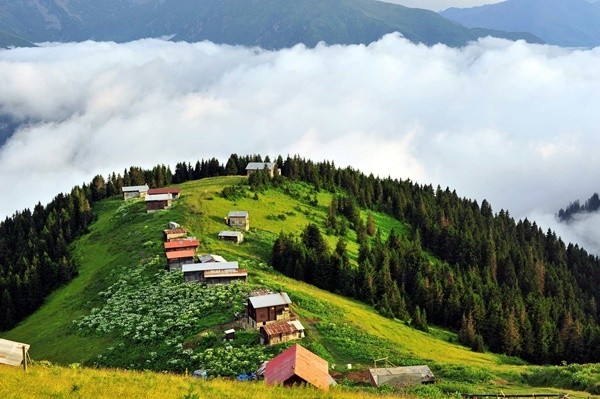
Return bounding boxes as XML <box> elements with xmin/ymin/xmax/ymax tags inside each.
<box><xmin>2</xmin><ymin>176</ymin><xmax>599</xmax><ymax>398</ymax></box>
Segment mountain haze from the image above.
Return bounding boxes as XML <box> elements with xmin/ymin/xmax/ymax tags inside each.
<box><xmin>440</xmin><ymin>0</ymin><xmax>600</xmax><ymax>47</ymax></box>
<box><xmin>0</xmin><ymin>0</ymin><xmax>541</xmax><ymax>48</ymax></box>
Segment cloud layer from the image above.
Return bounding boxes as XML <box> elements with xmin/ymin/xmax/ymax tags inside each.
<box><xmin>1</xmin><ymin>35</ymin><xmax>600</xmax><ymax>252</ymax></box>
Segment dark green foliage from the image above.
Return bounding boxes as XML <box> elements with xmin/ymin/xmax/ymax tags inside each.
<box><xmin>272</xmin><ymin>154</ymin><xmax>600</xmax><ymax>364</ymax></box>
<box><xmin>0</xmin><ymin>187</ymin><xmax>92</xmax><ymax>331</ymax></box>
<box><xmin>558</xmin><ymin>192</ymin><xmax>600</xmax><ymax>221</ymax></box>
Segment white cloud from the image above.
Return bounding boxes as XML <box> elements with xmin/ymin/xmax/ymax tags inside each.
<box><xmin>1</xmin><ymin>35</ymin><xmax>600</xmax><ymax>253</ymax></box>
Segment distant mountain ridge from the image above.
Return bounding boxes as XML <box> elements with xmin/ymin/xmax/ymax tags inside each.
<box><xmin>440</xmin><ymin>0</ymin><xmax>600</xmax><ymax>47</ymax></box>
<box><xmin>0</xmin><ymin>0</ymin><xmax>542</xmax><ymax>48</ymax></box>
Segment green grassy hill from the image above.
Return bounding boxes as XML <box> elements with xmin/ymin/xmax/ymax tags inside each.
<box><xmin>2</xmin><ymin>176</ymin><xmax>597</xmax><ymax>397</ymax></box>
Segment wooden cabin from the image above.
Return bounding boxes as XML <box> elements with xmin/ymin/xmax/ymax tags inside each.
<box><xmin>182</xmin><ymin>261</ymin><xmax>246</xmax><ymax>284</ymax></box>
<box><xmin>218</xmin><ymin>231</ymin><xmax>244</xmax><ymax>244</ymax></box>
<box><xmin>246</xmin><ymin>292</ymin><xmax>293</xmax><ymax>329</ymax></box>
<box><xmin>166</xmin><ymin>249</ymin><xmax>195</xmax><ymax>271</ymax></box>
<box><xmin>163</xmin><ymin>227</ymin><xmax>188</xmax><ymax>241</ymax></box>
<box><xmin>145</xmin><ymin>193</ymin><xmax>172</xmax><ymax>213</ymax></box>
<box><xmin>147</xmin><ymin>187</ymin><xmax>181</xmax><ymax>199</ymax></box>
<box><xmin>122</xmin><ymin>184</ymin><xmax>149</xmax><ymax>200</ymax></box>
<box><xmin>264</xmin><ymin>344</ymin><xmax>330</xmax><ymax>391</ymax></box>
<box><xmin>164</xmin><ymin>238</ymin><xmax>199</xmax><ymax>253</ymax></box>
<box><xmin>260</xmin><ymin>320</ymin><xmax>305</xmax><ymax>346</ymax></box>
<box><xmin>245</xmin><ymin>162</ymin><xmax>278</xmax><ymax>178</ymax></box>
<box><xmin>226</xmin><ymin>211</ymin><xmax>249</xmax><ymax>231</ymax></box>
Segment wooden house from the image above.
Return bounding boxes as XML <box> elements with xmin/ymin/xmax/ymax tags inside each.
<box><xmin>166</xmin><ymin>249</ymin><xmax>195</xmax><ymax>271</ymax></box>
<box><xmin>198</xmin><ymin>254</ymin><xmax>227</xmax><ymax>263</ymax></box>
<box><xmin>245</xmin><ymin>162</ymin><xmax>278</xmax><ymax>178</ymax></box>
<box><xmin>164</xmin><ymin>238</ymin><xmax>199</xmax><ymax>253</ymax></box>
<box><xmin>145</xmin><ymin>193</ymin><xmax>172</xmax><ymax>213</ymax></box>
<box><xmin>260</xmin><ymin>320</ymin><xmax>305</xmax><ymax>346</ymax></box>
<box><xmin>182</xmin><ymin>261</ymin><xmax>246</xmax><ymax>284</ymax></box>
<box><xmin>218</xmin><ymin>231</ymin><xmax>244</xmax><ymax>244</ymax></box>
<box><xmin>369</xmin><ymin>365</ymin><xmax>435</xmax><ymax>388</ymax></box>
<box><xmin>264</xmin><ymin>344</ymin><xmax>330</xmax><ymax>391</ymax></box>
<box><xmin>163</xmin><ymin>227</ymin><xmax>188</xmax><ymax>241</ymax></box>
<box><xmin>122</xmin><ymin>184</ymin><xmax>149</xmax><ymax>200</ymax></box>
<box><xmin>226</xmin><ymin>211</ymin><xmax>249</xmax><ymax>231</ymax></box>
<box><xmin>246</xmin><ymin>292</ymin><xmax>293</xmax><ymax>329</ymax></box>
<box><xmin>148</xmin><ymin>187</ymin><xmax>182</xmax><ymax>199</ymax></box>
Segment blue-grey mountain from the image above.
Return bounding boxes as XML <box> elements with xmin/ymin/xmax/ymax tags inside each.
<box><xmin>440</xmin><ymin>0</ymin><xmax>600</xmax><ymax>48</ymax></box>
<box><xmin>0</xmin><ymin>0</ymin><xmax>541</xmax><ymax>49</ymax></box>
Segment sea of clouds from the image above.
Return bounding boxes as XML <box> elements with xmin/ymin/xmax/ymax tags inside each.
<box><xmin>1</xmin><ymin>34</ymin><xmax>600</xmax><ymax>252</ymax></box>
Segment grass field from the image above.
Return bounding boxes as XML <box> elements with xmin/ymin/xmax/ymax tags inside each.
<box><xmin>1</xmin><ymin>176</ymin><xmax>596</xmax><ymax>398</ymax></box>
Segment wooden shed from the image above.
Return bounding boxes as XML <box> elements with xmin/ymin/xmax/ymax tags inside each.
<box><xmin>122</xmin><ymin>184</ymin><xmax>149</xmax><ymax>200</ymax></box>
<box><xmin>0</xmin><ymin>338</ymin><xmax>30</xmax><ymax>367</ymax></box>
<box><xmin>246</xmin><ymin>292</ymin><xmax>293</xmax><ymax>329</ymax></box>
<box><xmin>226</xmin><ymin>211</ymin><xmax>250</xmax><ymax>231</ymax></box>
<box><xmin>369</xmin><ymin>365</ymin><xmax>435</xmax><ymax>387</ymax></box>
<box><xmin>166</xmin><ymin>249</ymin><xmax>195</xmax><ymax>271</ymax></box>
<box><xmin>260</xmin><ymin>320</ymin><xmax>305</xmax><ymax>346</ymax></box>
<box><xmin>145</xmin><ymin>193</ymin><xmax>172</xmax><ymax>213</ymax></box>
<box><xmin>264</xmin><ymin>344</ymin><xmax>329</xmax><ymax>391</ymax></box>
<box><xmin>218</xmin><ymin>231</ymin><xmax>244</xmax><ymax>244</ymax></box>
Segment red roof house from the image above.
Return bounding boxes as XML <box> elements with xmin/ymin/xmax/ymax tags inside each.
<box><xmin>166</xmin><ymin>249</ymin><xmax>195</xmax><ymax>271</ymax></box>
<box><xmin>264</xmin><ymin>344</ymin><xmax>329</xmax><ymax>391</ymax></box>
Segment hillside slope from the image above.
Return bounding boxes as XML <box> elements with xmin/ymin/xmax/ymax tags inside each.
<box><xmin>440</xmin><ymin>0</ymin><xmax>600</xmax><ymax>47</ymax></box>
<box><xmin>0</xmin><ymin>0</ymin><xmax>541</xmax><ymax>48</ymax></box>
<box><xmin>4</xmin><ymin>174</ymin><xmax>600</xmax><ymax>396</ymax></box>
<box><xmin>0</xmin><ymin>177</ymin><xmax>535</xmax><ymax>389</ymax></box>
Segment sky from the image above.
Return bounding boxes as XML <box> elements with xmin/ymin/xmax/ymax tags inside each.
<box><xmin>1</xmin><ymin>35</ymin><xmax>600</xmax><ymax>253</ymax></box>
<box><xmin>380</xmin><ymin>0</ymin><xmax>504</xmax><ymax>11</ymax></box>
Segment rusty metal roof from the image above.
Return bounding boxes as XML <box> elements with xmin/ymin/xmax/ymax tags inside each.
<box><xmin>265</xmin><ymin>344</ymin><xmax>329</xmax><ymax>391</ymax></box>
<box><xmin>205</xmin><ymin>269</ymin><xmax>248</xmax><ymax>278</ymax></box>
<box><xmin>165</xmin><ymin>249</ymin><xmax>195</xmax><ymax>260</ymax></box>
<box><xmin>148</xmin><ymin>187</ymin><xmax>181</xmax><ymax>195</ymax></box>
<box><xmin>261</xmin><ymin>320</ymin><xmax>304</xmax><ymax>337</ymax></box>
<box><xmin>164</xmin><ymin>227</ymin><xmax>187</xmax><ymax>235</ymax></box>
<box><xmin>164</xmin><ymin>239</ymin><xmax>199</xmax><ymax>250</ymax></box>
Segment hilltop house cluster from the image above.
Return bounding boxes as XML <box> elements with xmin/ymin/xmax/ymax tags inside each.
<box><xmin>117</xmin><ymin>162</ymin><xmax>434</xmax><ymax>391</ymax></box>
<box><xmin>121</xmin><ymin>184</ymin><xmax>181</xmax><ymax>213</ymax></box>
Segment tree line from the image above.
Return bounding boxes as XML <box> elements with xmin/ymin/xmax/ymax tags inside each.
<box><xmin>558</xmin><ymin>192</ymin><xmax>600</xmax><ymax>222</ymax></box>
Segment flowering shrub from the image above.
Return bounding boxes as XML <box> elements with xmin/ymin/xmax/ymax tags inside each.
<box><xmin>73</xmin><ymin>255</ymin><xmax>270</xmax><ymax>374</ymax></box>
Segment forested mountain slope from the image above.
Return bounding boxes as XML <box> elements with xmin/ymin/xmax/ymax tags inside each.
<box><xmin>0</xmin><ymin>0</ymin><xmax>541</xmax><ymax>48</ymax></box>
<box><xmin>3</xmin><ymin>154</ymin><xmax>600</xmax><ymax>374</ymax></box>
